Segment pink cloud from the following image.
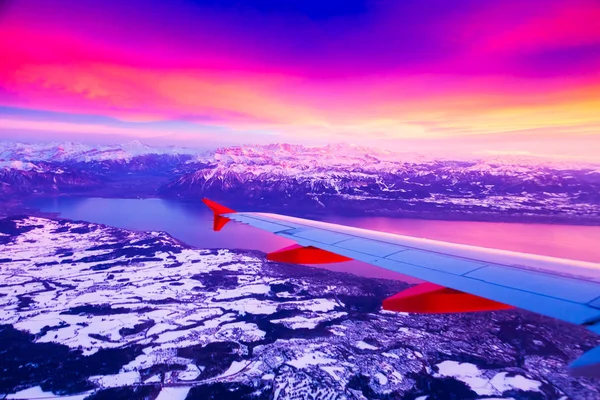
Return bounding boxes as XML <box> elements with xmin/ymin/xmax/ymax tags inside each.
<box><xmin>0</xmin><ymin>0</ymin><xmax>599</xmax><ymax>159</ymax></box>
<box><xmin>0</xmin><ymin>118</ymin><xmax>170</xmax><ymax>138</ymax></box>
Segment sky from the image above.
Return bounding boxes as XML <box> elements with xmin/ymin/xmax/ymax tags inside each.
<box><xmin>1</xmin><ymin>0</ymin><xmax>599</xmax><ymax>159</ymax></box>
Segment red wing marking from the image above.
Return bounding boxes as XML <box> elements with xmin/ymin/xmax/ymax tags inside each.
<box><xmin>267</xmin><ymin>244</ymin><xmax>353</xmax><ymax>264</ymax></box>
<box><xmin>383</xmin><ymin>282</ymin><xmax>514</xmax><ymax>313</ymax></box>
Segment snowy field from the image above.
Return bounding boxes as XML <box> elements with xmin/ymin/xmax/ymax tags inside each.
<box><xmin>1</xmin><ymin>216</ymin><xmax>599</xmax><ymax>399</ymax></box>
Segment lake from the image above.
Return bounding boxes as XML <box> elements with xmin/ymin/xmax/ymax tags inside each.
<box><xmin>27</xmin><ymin>197</ymin><xmax>600</xmax><ymax>282</ymax></box>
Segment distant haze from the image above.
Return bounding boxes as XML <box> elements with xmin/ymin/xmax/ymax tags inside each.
<box><xmin>1</xmin><ymin>136</ymin><xmax>599</xmax><ymax>164</ymax></box>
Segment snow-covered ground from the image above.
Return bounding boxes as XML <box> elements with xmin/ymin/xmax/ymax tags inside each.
<box><xmin>1</xmin><ymin>216</ymin><xmax>599</xmax><ymax>399</ymax></box>
<box><xmin>435</xmin><ymin>361</ymin><xmax>541</xmax><ymax>396</ymax></box>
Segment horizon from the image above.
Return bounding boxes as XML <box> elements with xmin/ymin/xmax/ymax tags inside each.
<box><xmin>1</xmin><ymin>0</ymin><xmax>599</xmax><ymax>160</ymax></box>
<box><xmin>2</xmin><ymin>137</ymin><xmax>600</xmax><ymax>165</ymax></box>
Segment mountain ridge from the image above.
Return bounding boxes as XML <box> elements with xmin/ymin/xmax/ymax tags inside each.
<box><xmin>2</xmin><ymin>141</ymin><xmax>599</xmax><ymax>224</ymax></box>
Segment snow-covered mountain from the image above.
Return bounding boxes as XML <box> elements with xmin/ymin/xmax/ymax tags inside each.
<box><xmin>2</xmin><ymin>141</ymin><xmax>600</xmax><ymax>224</ymax></box>
<box><xmin>0</xmin><ymin>141</ymin><xmax>200</xmax><ymax>197</ymax></box>
<box><xmin>159</xmin><ymin>143</ymin><xmax>600</xmax><ymax>224</ymax></box>
<box><xmin>0</xmin><ymin>140</ymin><xmax>201</xmax><ymax>163</ymax></box>
<box><xmin>3</xmin><ymin>140</ymin><xmax>593</xmax><ymax>170</ymax></box>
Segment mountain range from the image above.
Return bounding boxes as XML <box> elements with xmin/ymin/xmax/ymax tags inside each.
<box><xmin>1</xmin><ymin>141</ymin><xmax>599</xmax><ymax>224</ymax></box>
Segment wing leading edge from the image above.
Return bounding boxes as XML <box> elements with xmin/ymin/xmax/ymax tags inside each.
<box><xmin>202</xmin><ymin>198</ymin><xmax>600</xmax><ymax>375</ymax></box>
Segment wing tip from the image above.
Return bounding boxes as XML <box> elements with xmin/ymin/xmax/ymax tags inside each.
<box><xmin>569</xmin><ymin>345</ymin><xmax>600</xmax><ymax>377</ymax></box>
<box><xmin>202</xmin><ymin>198</ymin><xmax>236</xmax><ymax>231</ymax></box>
<box><xmin>202</xmin><ymin>198</ymin><xmax>236</xmax><ymax>215</ymax></box>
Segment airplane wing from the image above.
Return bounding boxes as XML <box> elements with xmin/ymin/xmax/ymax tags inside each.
<box><xmin>202</xmin><ymin>198</ymin><xmax>600</xmax><ymax>375</ymax></box>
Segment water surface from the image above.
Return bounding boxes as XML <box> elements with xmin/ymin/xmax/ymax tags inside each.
<box><xmin>28</xmin><ymin>197</ymin><xmax>600</xmax><ymax>281</ymax></box>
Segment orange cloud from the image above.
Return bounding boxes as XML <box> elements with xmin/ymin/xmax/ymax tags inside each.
<box><xmin>1</xmin><ymin>5</ymin><xmax>599</xmax><ymax>156</ymax></box>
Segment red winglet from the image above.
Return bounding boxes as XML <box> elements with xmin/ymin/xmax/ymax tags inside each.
<box><xmin>202</xmin><ymin>198</ymin><xmax>236</xmax><ymax>215</ymax></box>
<box><xmin>383</xmin><ymin>282</ymin><xmax>514</xmax><ymax>314</ymax></box>
<box><xmin>202</xmin><ymin>198</ymin><xmax>236</xmax><ymax>231</ymax></box>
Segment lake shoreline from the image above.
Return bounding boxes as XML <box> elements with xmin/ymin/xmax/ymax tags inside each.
<box><xmin>3</xmin><ymin>192</ymin><xmax>600</xmax><ymax>227</ymax></box>
<box><xmin>7</xmin><ymin>196</ymin><xmax>600</xmax><ymax>265</ymax></box>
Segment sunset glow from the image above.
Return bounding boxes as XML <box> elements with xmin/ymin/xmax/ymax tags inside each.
<box><xmin>1</xmin><ymin>0</ymin><xmax>599</xmax><ymax>158</ymax></box>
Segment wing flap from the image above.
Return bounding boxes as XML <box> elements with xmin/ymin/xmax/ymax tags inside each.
<box><xmin>335</xmin><ymin>237</ymin><xmax>408</xmax><ymax>257</ymax></box>
<box><xmin>387</xmin><ymin>249</ymin><xmax>488</xmax><ymax>275</ymax></box>
<box><xmin>291</xmin><ymin>228</ymin><xmax>352</xmax><ymax>245</ymax></box>
<box><xmin>464</xmin><ymin>265</ymin><xmax>600</xmax><ymax>304</ymax></box>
